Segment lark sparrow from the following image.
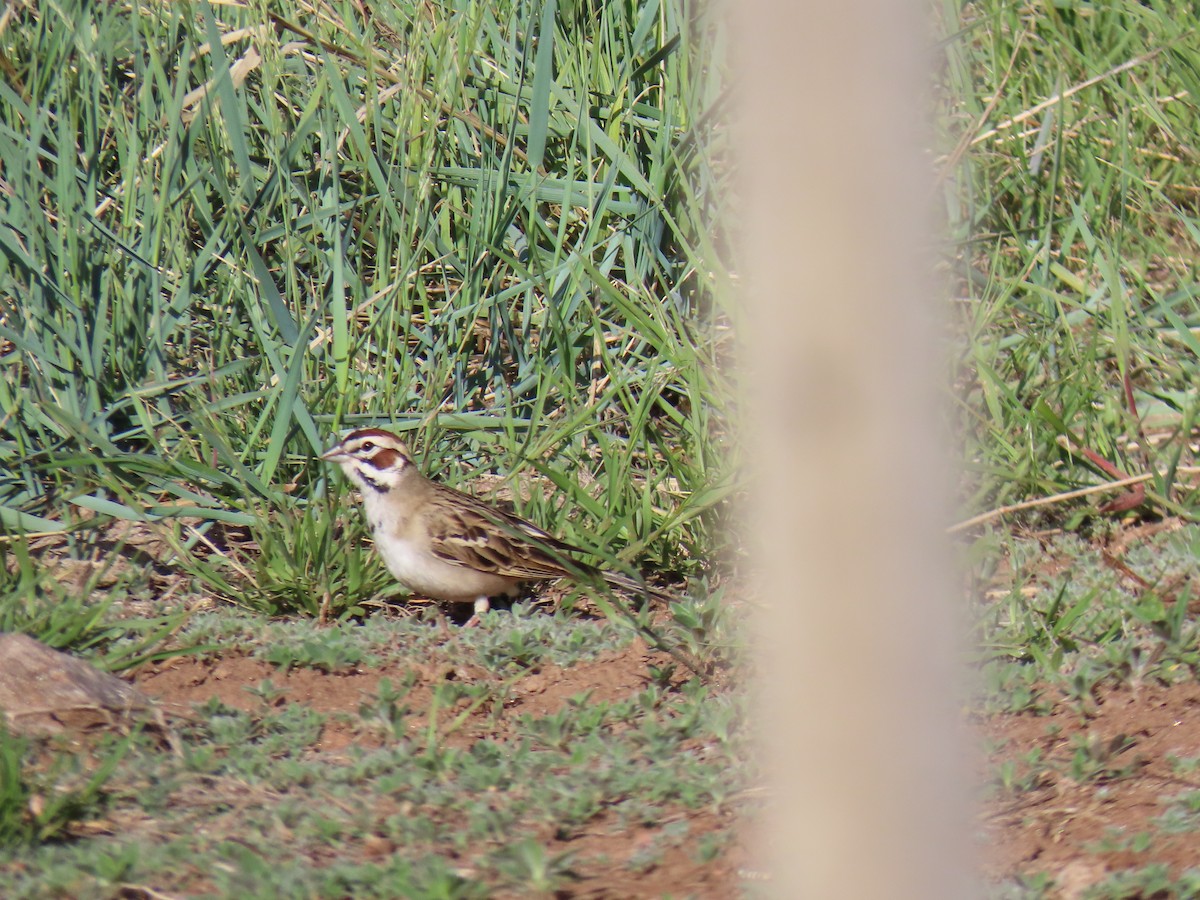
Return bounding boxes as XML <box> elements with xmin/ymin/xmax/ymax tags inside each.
<box><xmin>320</xmin><ymin>428</ymin><xmax>665</xmax><ymax>623</ymax></box>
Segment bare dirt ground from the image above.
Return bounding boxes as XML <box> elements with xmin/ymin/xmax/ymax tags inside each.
<box><xmin>976</xmin><ymin>518</ymin><xmax>1200</xmax><ymax>895</ymax></box>
<box><xmin>131</xmin><ymin>639</ymin><xmax>746</xmax><ymax>898</ymax></box>
<box><xmin>4</xmin><ymin>520</ymin><xmax>747</xmax><ymax>897</ymax></box>
<box><xmin>979</xmin><ymin>680</ymin><xmax>1200</xmax><ymax>893</ymax></box>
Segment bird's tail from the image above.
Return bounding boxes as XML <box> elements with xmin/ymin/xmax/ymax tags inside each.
<box><xmin>600</xmin><ymin>569</ymin><xmax>680</xmax><ymax>604</ymax></box>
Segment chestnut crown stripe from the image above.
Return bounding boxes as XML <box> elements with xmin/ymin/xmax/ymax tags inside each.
<box><xmin>344</xmin><ymin>427</ymin><xmax>407</xmax><ymax>445</ymax></box>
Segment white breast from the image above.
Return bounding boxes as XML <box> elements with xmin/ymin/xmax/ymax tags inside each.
<box><xmin>361</xmin><ymin>489</ymin><xmax>517</xmax><ymax>603</ymax></box>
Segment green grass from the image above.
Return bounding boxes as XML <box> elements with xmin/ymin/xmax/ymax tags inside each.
<box><xmin>942</xmin><ymin>2</ymin><xmax>1200</xmax><ymax>892</ymax></box>
<box><xmin>973</xmin><ymin>525</ymin><xmax>1200</xmax><ymax>718</ymax></box>
<box><xmin>941</xmin><ymin>0</ymin><xmax>1200</xmax><ymax>684</ymax></box>
<box><xmin>945</xmin><ymin>0</ymin><xmax>1200</xmax><ymax>524</ymax></box>
<box><xmin>30</xmin><ymin>0</ymin><xmax>1200</xmax><ymax>892</ymax></box>
<box><xmin>0</xmin><ymin>721</ymin><xmax>142</xmax><ymax>854</ymax></box>
<box><xmin>0</xmin><ymin>3</ymin><xmax>738</xmax><ymax>892</ymax></box>
<box><xmin>0</xmin><ymin>0</ymin><xmax>733</xmax><ymax>621</ymax></box>
<box><xmin>0</xmin><ymin>608</ymin><xmax>747</xmax><ymax>897</ymax></box>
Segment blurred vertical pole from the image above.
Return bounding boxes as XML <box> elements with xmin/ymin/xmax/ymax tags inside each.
<box><xmin>736</xmin><ymin>3</ymin><xmax>971</xmax><ymax>899</ymax></box>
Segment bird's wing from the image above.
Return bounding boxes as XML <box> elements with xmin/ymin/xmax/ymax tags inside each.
<box><xmin>422</xmin><ymin>485</ymin><xmax>589</xmax><ymax>581</ymax></box>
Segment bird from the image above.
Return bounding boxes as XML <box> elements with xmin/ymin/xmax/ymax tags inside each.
<box><xmin>320</xmin><ymin>427</ymin><xmax>668</xmax><ymax>624</ymax></box>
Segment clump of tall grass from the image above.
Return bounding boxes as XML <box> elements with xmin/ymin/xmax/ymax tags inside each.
<box><xmin>0</xmin><ymin>0</ymin><xmax>734</xmax><ymax>612</ymax></box>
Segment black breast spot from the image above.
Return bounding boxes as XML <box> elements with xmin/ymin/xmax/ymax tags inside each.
<box><xmin>360</xmin><ymin>472</ymin><xmax>388</xmax><ymax>493</ymax></box>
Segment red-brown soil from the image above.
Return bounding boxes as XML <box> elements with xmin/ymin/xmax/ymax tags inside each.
<box><xmin>131</xmin><ymin>641</ymin><xmax>745</xmax><ymax>898</ymax></box>
<box><xmin>979</xmin><ymin>680</ymin><xmax>1200</xmax><ymax>892</ymax></box>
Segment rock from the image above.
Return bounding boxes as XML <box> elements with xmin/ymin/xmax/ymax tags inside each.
<box><xmin>0</xmin><ymin>633</ymin><xmax>153</xmax><ymax>735</ymax></box>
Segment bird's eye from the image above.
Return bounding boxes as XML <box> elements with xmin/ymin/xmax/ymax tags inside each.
<box><xmin>360</xmin><ymin>441</ymin><xmax>375</xmax><ymax>452</ymax></box>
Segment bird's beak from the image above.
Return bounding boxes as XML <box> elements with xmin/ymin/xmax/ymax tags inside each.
<box><xmin>319</xmin><ymin>446</ymin><xmax>344</xmax><ymax>461</ymax></box>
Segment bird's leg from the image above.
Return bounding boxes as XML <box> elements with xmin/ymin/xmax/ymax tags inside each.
<box><xmin>463</xmin><ymin>595</ymin><xmax>491</xmax><ymax>627</ymax></box>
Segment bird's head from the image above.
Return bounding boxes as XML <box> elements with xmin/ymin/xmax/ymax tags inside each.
<box><xmin>321</xmin><ymin>428</ymin><xmax>415</xmax><ymax>493</ymax></box>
